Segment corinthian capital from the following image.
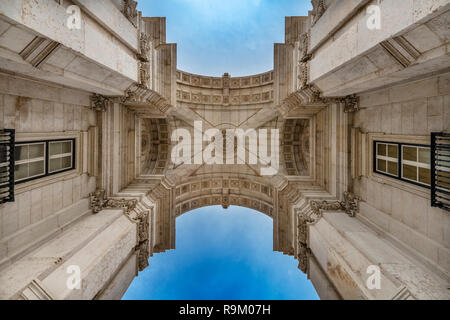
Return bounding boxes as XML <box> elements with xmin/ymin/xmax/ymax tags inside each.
<box><xmin>90</xmin><ymin>94</ymin><xmax>110</xmax><ymax>112</ymax></box>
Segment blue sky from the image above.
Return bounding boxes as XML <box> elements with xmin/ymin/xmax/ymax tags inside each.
<box><xmin>137</xmin><ymin>0</ymin><xmax>312</xmax><ymax>76</ymax></box>
<box><xmin>123</xmin><ymin>206</ymin><xmax>319</xmax><ymax>300</ymax></box>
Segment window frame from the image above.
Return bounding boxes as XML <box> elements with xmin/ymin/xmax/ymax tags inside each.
<box><xmin>14</xmin><ymin>138</ymin><xmax>76</xmax><ymax>184</ymax></box>
<box><xmin>373</xmin><ymin>140</ymin><xmax>431</xmax><ymax>189</ymax></box>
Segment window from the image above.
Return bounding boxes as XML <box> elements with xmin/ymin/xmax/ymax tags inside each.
<box><xmin>374</xmin><ymin>141</ymin><xmax>430</xmax><ymax>188</ymax></box>
<box><xmin>401</xmin><ymin>145</ymin><xmax>431</xmax><ymax>186</ymax></box>
<box><xmin>14</xmin><ymin>139</ymin><xmax>75</xmax><ymax>183</ymax></box>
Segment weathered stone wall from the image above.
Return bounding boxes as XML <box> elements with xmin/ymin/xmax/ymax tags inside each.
<box><xmin>0</xmin><ymin>74</ymin><xmax>97</xmax><ymax>269</ymax></box>
<box><xmin>353</xmin><ymin>72</ymin><xmax>450</xmax><ymax>276</ymax></box>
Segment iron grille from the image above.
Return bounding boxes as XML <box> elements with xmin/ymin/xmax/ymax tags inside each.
<box><xmin>431</xmin><ymin>132</ymin><xmax>450</xmax><ymax>212</ymax></box>
<box><xmin>0</xmin><ymin>129</ymin><xmax>15</xmax><ymax>204</ymax></box>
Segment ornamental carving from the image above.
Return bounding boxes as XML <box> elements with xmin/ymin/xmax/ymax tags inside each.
<box><xmin>296</xmin><ymin>192</ymin><xmax>361</xmax><ymax>274</ymax></box>
<box><xmin>137</xmin><ymin>32</ymin><xmax>151</xmax><ymax>63</ymax></box>
<box><xmin>136</xmin><ymin>240</ymin><xmax>149</xmax><ymax>271</ymax></box>
<box><xmin>311</xmin><ymin>0</ymin><xmax>327</xmax><ymax>26</ymax></box>
<box><xmin>134</xmin><ymin>210</ymin><xmax>150</xmax><ymax>271</ymax></box>
<box><xmin>341</xmin><ymin>95</ymin><xmax>360</xmax><ymax>113</ymax></box>
<box><xmin>139</xmin><ymin>62</ymin><xmax>151</xmax><ymax>89</ymax></box>
<box><xmin>309</xmin><ymin>192</ymin><xmax>361</xmax><ymax>218</ymax></box>
<box><xmin>90</xmin><ymin>94</ymin><xmax>110</xmax><ymax>112</ymax></box>
<box><xmin>89</xmin><ymin>189</ymin><xmax>138</xmax><ymax>215</ymax></box>
<box><xmin>89</xmin><ymin>189</ymin><xmax>106</xmax><ymax>213</ymax></box>
<box><xmin>299</xmin><ymin>62</ymin><xmax>309</xmax><ymax>89</ymax></box>
<box><xmin>297</xmin><ymin>242</ymin><xmax>310</xmax><ymax>274</ymax></box>
<box><xmin>89</xmin><ymin>189</ymin><xmax>150</xmax><ymax>271</ymax></box>
<box><xmin>341</xmin><ymin>191</ymin><xmax>361</xmax><ymax>217</ymax></box>
<box><xmin>299</xmin><ymin>33</ymin><xmax>312</xmax><ymax>63</ymax></box>
<box><xmin>298</xmin><ymin>33</ymin><xmax>312</xmax><ymax>90</ymax></box>
<box><xmin>122</xmin><ymin>0</ymin><xmax>138</xmax><ymax>27</ymax></box>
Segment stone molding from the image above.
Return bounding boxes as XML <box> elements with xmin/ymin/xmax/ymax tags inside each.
<box><xmin>19</xmin><ymin>36</ymin><xmax>61</xmax><ymax>69</ymax></box>
<box><xmin>18</xmin><ymin>279</ymin><xmax>55</xmax><ymax>300</ymax></box>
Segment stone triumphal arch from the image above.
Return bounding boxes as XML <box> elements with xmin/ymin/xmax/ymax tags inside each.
<box><xmin>0</xmin><ymin>0</ymin><xmax>449</xmax><ymax>300</ymax></box>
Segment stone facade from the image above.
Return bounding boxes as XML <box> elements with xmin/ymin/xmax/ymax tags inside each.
<box><xmin>0</xmin><ymin>0</ymin><xmax>449</xmax><ymax>300</ymax></box>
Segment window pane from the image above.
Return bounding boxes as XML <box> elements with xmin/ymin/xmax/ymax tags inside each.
<box><xmin>388</xmin><ymin>145</ymin><xmax>398</xmax><ymax>158</ymax></box>
<box><xmin>377</xmin><ymin>159</ymin><xmax>386</xmax><ymax>172</ymax></box>
<box><xmin>388</xmin><ymin>161</ymin><xmax>398</xmax><ymax>175</ymax></box>
<box><xmin>15</xmin><ymin>163</ymin><xmax>28</xmax><ymax>180</ymax></box>
<box><xmin>61</xmin><ymin>156</ymin><xmax>72</xmax><ymax>169</ymax></box>
<box><xmin>62</xmin><ymin>141</ymin><xmax>72</xmax><ymax>154</ymax></box>
<box><xmin>29</xmin><ymin>143</ymin><xmax>44</xmax><ymax>159</ymax></box>
<box><xmin>49</xmin><ymin>158</ymin><xmax>62</xmax><ymax>172</ymax></box>
<box><xmin>15</xmin><ymin>145</ymin><xmax>28</xmax><ymax>161</ymax></box>
<box><xmin>29</xmin><ymin>160</ymin><xmax>45</xmax><ymax>177</ymax></box>
<box><xmin>403</xmin><ymin>146</ymin><xmax>417</xmax><ymax>162</ymax></box>
<box><xmin>377</xmin><ymin>144</ymin><xmax>386</xmax><ymax>156</ymax></box>
<box><xmin>418</xmin><ymin>167</ymin><xmax>431</xmax><ymax>185</ymax></box>
<box><xmin>49</xmin><ymin>142</ymin><xmax>62</xmax><ymax>156</ymax></box>
<box><xmin>419</xmin><ymin>148</ymin><xmax>430</xmax><ymax>165</ymax></box>
<box><xmin>403</xmin><ymin>164</ymin><xmax>417</xmax><ymax>181</ymax></box>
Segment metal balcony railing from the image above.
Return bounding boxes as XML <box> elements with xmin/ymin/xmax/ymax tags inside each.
<box><xmin>431</xmin><ymin>132</ymin><xmax>450</xmax><ymax>212</ymax></box>
<box><xmin>0</xmin><ymin>129</ymin><xmax>15</xmax><ymax>204</ymax></box>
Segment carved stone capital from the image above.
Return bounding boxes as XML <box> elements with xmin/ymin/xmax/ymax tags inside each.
<box><xmin>311</xmin><ymin>0</ymin><xmax>327</xmax><ymax>26</ymax></box>
<box><xmin>340</xmin><ymin>94</ymin><xmax>360</xmax><ymax>113</ymax></box>
<box><xmin>309</xmin><ymin>199</ymin><xmax>343</xmax><ymax>217</ymax></box>
<box><xmin>88</xmin><ymin>189</ymin><xmax>138</xmax><ymax>215</ymax></box>
<box><xmin>341</xmin><ymin>191</ymin><xmax>361</xmax><ymax>217</ymax></box>
<box><xmin>122</xmin><ymin>0</ymin><xmax>138</xmax><ymax>27</ymax></box>
<box><xmin>309</xmin><ymin>192</ymin><xmax>361</xmax><ymax>218</ymax></box>
<box><xmin>90</xmin><ymin>94</ymin><xmax>110</xmax><ymax>112</ymax></box>
<box><xmin>89</xmin><ymin>189</ymin><xmax>106</xmax><ymax>214</ymax></box>
<box><xmin>137</xmin><ymin>32</ymin><xmax>151</xmax><ymax>62</ymax></box>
